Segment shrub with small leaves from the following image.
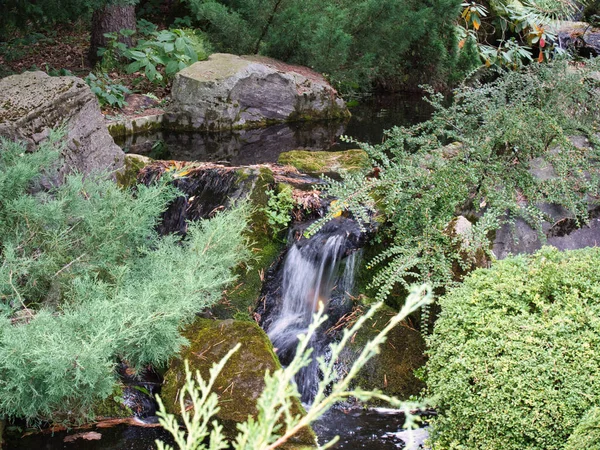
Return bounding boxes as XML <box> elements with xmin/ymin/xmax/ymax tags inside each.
<box><xmin>426</xmin><ymin>246</ymin><xmax>600</xmax><ymax>450</ymax></box>
<box><xmin>311</xmin><ymin>60</ymin><xmax>600</xmax><ymax>303</ymax></box>
<box><xmin>565</xmin><ymin>407</ymin><xmax>600</xmax><ymax>450</ymax></box>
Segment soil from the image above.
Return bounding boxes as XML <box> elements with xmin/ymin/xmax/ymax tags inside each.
<box><xmin>0</xmin><ymin>23</ymin><xmax>170</xmax><ymax>119</ymax></box>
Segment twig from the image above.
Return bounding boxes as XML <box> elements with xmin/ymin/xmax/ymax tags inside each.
<box><xmin>53</xmin><ymin>253</ymin><xmax>87</xmax><ymax>277</ymax></box>
<box><xmin>8</xmin><ymin>271</ymin><xmax>33</xmax><ymax>318</ymax></box>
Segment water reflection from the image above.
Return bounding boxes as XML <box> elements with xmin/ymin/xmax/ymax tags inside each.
<box><xmin>115</xmin><ymin>93</ymin><xmax>432</xmax><ymax>164</ymax></box>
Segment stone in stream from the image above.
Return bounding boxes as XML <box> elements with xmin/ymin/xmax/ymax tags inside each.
<box><xmin>335</xmin><ymin>305</ymin><xmax>426</xmax><ymax>404</ymax></box>
<box><xmin>164</xmin><ymin>53</ymin><xmax>350</xmax><ymax>131</ymax></box>
<box><xmin>552</xmin><ymin>21</ymin><xmax>600</xmax><ymax>57</ymax></box>
<box><xmin>161</xmin><ymin>318</ymin><xmax>317</xmax><ymax>447</ymax></box>
<box><xmin>278</xmin><ymin>149</ymin><xmax>370</xmax><ymax>177</ymax></box>
<box><xmin>0</xmin><ymin>71</ymin><xmax>124</xmax><ymax>182</ymax></box>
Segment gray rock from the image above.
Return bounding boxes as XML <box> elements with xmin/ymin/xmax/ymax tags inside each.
<box><xmin>165</xmin><ymin>53</ymin><xmax>349</xmax><ymax>131</ymax></box>
<box><xmin>554</xmin><ymin>21</ymin><xmax>600</xmax><ymax>56</ymax></box>
<box><xmin>493</xmin><ymin>134</ymin><xmax>600</xmax><ymax>258</ymax></box>
<box><xmin>0</xmin><ymin>71</ymin><xmax>124</xmax><ymax>181</ymax></box>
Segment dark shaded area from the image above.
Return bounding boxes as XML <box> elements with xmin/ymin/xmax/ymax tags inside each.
<box><xmin>313</xmin><ymin>408</ymin><xmax>430</xmax><ymax>449</ymax></box>
<box><xmin>4</xmin><ymin>424</ymin><xmax>175</xmax><ymax>450</ymax></box>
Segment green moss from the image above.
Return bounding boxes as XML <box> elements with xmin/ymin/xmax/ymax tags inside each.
<box><xmin>215</xmin><ymin>167</ymin><xmax>284</xmax><ymax>319</ymax></box>
<box><xmin>116</xmin><ymin>154</ymin><xmax>153</xmax><ymax>189</ymax></box>
<box><xmin>278</xmin><ymin>149</ymin><xmax>369</xmax><ymax>175</ymax></box>
<box><xmin>107</xmin><ymin>122</ymin><xmax>127</xmax><ymax>138</ymax></box>
<box><xmin>162</xmin><ymin>319</ymin><xmax>316</xmax><ymax>445</ymax></box>
<box><xmin>338</xmin><ymin>304</ymin><xmax>426</xmax><ymax>404</ymax></box>
<box><xmin>92</xmin><ymin>383</ymin><xmax>132</xmax><ymax>419</ymax></box>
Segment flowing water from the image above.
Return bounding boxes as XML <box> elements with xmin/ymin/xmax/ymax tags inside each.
<box><xmin>6</xmin><ymin>93</ymin><xmax>431</xmax><ymax>449</ymax></box>
<box><xmin>262</xmin><ymin>220</ymin><xmax>364</xmax><ymax>402</ymax></box>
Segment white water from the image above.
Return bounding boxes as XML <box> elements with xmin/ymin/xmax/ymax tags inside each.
<box><xmin>266</xmin><ymin>232</ymin><xmax>360</xmax><ymax>402</ymax></box>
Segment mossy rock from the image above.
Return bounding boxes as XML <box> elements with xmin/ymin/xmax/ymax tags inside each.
<box><xmin>278</xmin><ymin>149</ymin><xmax>369</xmax><ymax>176</ymax></box>
<box><xmin>162</xmin><ymin>318</ymin><xmax>316</xmax><ymax>446</ymax></box>
<box><xmin>337</xmin><ymin>305</ymin><xmax>426</xmax><ymax>404</ymax></box>
<box><xmin>92</xmin><ymin>383</ymin><xmax>133</xmax><ymax>419</ymax></box>
<box><xmin>116</xmin><ymin>154</ymin><xmax>153</xmax><ymax>189</ymax></box>
<box><xmin>217</xmin><ymin>167</ymin><xmax>284</xmax><ymax>320</ymax></box>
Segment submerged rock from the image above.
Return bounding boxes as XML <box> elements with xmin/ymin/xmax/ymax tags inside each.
<box><xmin>336</xmin><ymin>305</ymin><xmax>426</xmax><ymax>404</ymax></box>
<box><xmin>278</xmin><ymin>149</ymin><xmax>369</xmax><ymax>177</ymax></box>
<box><xmin>0</xmin><ymin>71</ymin><xmax>124</xmax><ymax>181</ymax></box>
<box><xmin>165</xmin><ymin>53</ymin><xmax>349</xmax><ymax>131</ymax></box>
<box><xmin>161</xmin><ymin>318</ymin><xmax>316</xmax><ymax>446</ymax></box>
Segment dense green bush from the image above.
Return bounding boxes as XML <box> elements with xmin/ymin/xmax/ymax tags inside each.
<box><xmin>311</xmin><ymin>60</ymin><xmax>600</xmax><ymax>302</ymax></box>
<box><xmin>185</xmin><ymin>0</ymin><xmax>477</xmax><ymax>91</ymax></box>
<box><xmin>426</xmin><ymin>246</ymin><xmax>600</xmax><ymax>450</ymax></box>
<box><xmin>565</xmin><ymin>407</ymin><xmax>600</xmax><ymax>450</ymax></box>
<box><xmin>0</xmin><ymin>135</ymin><xmax>250</xmax><ymax>422</ymax></box>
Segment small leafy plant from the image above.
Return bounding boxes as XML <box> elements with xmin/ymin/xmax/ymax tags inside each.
<box><xmin>263</xmin><ymin>184</ymin><xmax>295</xmax><ymax>236</ymax></box>
<box><xmin>97</xmin><ymin>21</ymin><xmax>210</xmax><ymax>85</ymax></box>
<box><xmin>85</xmin><ymin>72</ymin><xmax>130</xmax><ymax>108</ymax></box>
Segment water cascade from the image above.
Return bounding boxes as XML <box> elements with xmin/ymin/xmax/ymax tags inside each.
<box><xmin>259</xmin><ymin>218</ymin><xmax>365</xmax><ymax>403</ymax></box>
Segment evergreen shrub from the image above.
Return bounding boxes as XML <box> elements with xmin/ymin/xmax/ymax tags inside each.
<box><xmin>426</xmin><ymin>246</ymin><xmax>600</xmax><ymax>450</ymax></box>
<box><xmin>185</xmin><ymin>0</ymin><xmax>476</xmax><ymax>91</ymax></box>
<box><xmin>0</xmin><ymin>135</ymin><xmax>250</xmax><ymax>422</ymax></box>
<box><xmin>565</xmin><ymin>407</ymin><xmax>600</xmax><ymax>450</ymax></box>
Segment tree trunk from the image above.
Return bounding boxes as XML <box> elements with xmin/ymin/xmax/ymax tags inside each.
<box><xmin>89</xmin><ymin>4</ymin><xmax>137</xmax><ymax>66</ymax></box>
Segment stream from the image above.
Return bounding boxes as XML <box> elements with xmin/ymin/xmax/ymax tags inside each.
<box><xmin>5</xmin><ymin>93</ymin><xmax>432</xmax><ymax>450</ymax></box>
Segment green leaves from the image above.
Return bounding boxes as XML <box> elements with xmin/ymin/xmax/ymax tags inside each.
<box><xmin>263</xmin><ymin>184</ymin><xmax>295</xmax><ymax>237</ymax></box>
<box><xmin>85</xmin><ymin>72</ymin><xmax>130</xmax><ymax>108</ymax></box>
<box><xmin>315</xmin><ymin>60</ymin><xmax>600</xmax><ymax>309</ymax></box>
<box><xmin>122</xmin><ymin>28</ymin><xmax>203</xmax><ymax>83</ymax></box>
<box><xmin>0</xmin><ymin>137</ymin><xmax>251</xmax><ymax>421</ymax></box>
<box><xmin>427</xmin><ymin>247</ymin><xmax>600</xmax><ymax>449</ymax></box>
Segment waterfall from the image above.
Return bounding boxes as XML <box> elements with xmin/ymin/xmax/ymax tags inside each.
<box><xmin>262</xmin><ymin>218</ymin><xmax>364</xmax><ymax>403</ymax></box>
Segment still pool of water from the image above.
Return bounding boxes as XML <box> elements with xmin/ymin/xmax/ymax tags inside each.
<box><xmin>114</xmin><ymin>93</ymin><xmax>432</xmax><ymax>165</ymax></box>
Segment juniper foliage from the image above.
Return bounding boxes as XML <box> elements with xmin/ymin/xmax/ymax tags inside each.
<box><xmin>0</xmin><ymin>136</ymin><xmax>250</xmax><ymax>422</ymax></box>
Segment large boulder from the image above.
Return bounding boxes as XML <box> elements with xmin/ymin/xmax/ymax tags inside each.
<box><xmin>161</xmin><ymin>318</ymin><xmax>316</xmax><ymax>446</ymax></box>
<box><xmin>0</xmin><ymin>71</ymin><xmax>124</xmax><ymax>180</ymax></box>
<box><xmin>164</xmin><ymin>53</ymin><xmax>349</xmax><ymax>131</ymax></box>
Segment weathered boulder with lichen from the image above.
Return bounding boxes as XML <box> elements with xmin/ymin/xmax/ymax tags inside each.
<box><xmin>336</xmin><ymin>305</ymin><xmax>426</xmax><ymax>404</ymax></box>
<box><xmin>164</xmin><ymin>53</ymin><xmax>349</xmax><ymax>131</ymax></box>
<box><xmin>161</xmin><ymin>318</ymin><xmax>316</xmax><ymax>446</ymax></box>
<box><xmin>0</xmin><ymin>71</ymin><xmax>124</xmax><ymax>180</ymax></box>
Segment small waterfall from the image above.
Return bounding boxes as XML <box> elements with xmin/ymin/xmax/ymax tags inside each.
<box><xmin>261</xmin><ymin>218</ymin><xmax>365</xmax><ymax>403</ymax></box>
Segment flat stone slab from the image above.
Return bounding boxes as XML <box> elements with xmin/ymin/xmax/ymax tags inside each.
<box><xmin>0</xmin><ymin>71</ymin><xmax>123</xmax><ymax>180</ymax></box>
